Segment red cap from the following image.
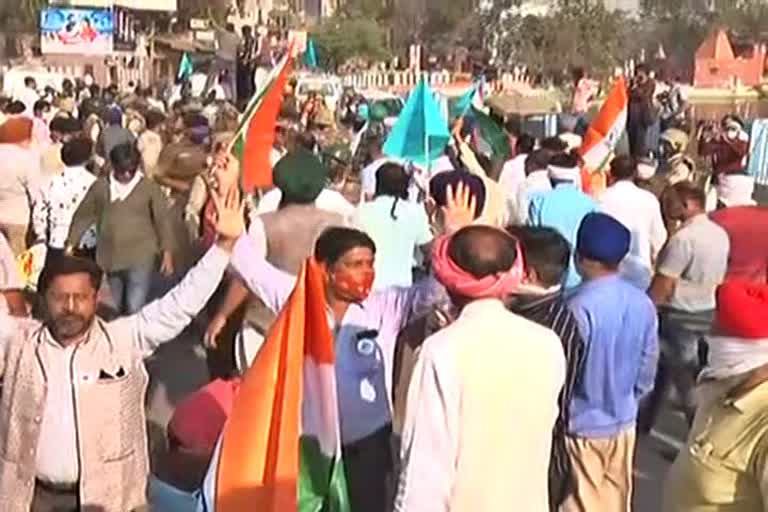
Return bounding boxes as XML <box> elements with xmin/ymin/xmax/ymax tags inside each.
<box><xmin>167</xmin><ymin>378</ymin><xmax>240</xmax><ymax>454</ymax></box>
<box><xmin>716</xmin><ymin>280</ymin><xmax>768</xmax><ymax>339</ymax></box>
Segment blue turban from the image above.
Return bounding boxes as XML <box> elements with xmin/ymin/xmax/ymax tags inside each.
<box><xmin>104</xmin><ymin>107</ymin><xmax>123</xmax><ymax>126</ymax></box>
<box><xmin>576</xmin><ymin>213</ymin><xmax>630</xmax><ymax>265</ymax></box>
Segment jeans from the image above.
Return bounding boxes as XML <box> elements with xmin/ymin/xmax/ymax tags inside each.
<box><xmin>107</xmin><ymin>264</ymin><xmax>154</xmax><ymax>315</ymax></box>
<box><xmin>638</xmin><ymin>308</ymin><xmax>713</xmax><ymax>432</ymax></box>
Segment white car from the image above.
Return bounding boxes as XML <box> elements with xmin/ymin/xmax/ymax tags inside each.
<box><xmin>295</xmin><ymin>75</ymin><xmax>343</xmax><ymax>113</ymax></box>
<box><xmin>359</xmin><ymin>89</ymin><xmax>405</xmax><ymax>127</ymax></box>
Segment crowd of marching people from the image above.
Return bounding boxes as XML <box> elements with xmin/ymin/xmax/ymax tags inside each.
<box><xmin>0</xmin><ymin>62</ymin><xmax>766</xmax><ymax>512</ymax></box>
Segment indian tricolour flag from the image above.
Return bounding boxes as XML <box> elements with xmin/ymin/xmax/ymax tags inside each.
<box><xmin>228</xmin><ymin>47</ymin><xmax>295</xmax><ymax>192</ymax></box>
<box><xmin>579</xmin><ymin>75</ymin><xmax>628</xmax><ymax>172</ymax></box>
<box><xmin>200</xmin><ymin>258</ymin><xmax>350</xmax><ymax>512</ymax></box>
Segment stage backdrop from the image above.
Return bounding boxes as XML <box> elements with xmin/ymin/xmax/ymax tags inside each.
<box><xmin>40</xmin><ymin>7</ymin><xmax>114</xmax><ymax>55</ymax></box>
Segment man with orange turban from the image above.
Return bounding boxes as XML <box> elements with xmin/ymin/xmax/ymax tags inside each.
<box><xmin>0</xmin><ymin>116</ymin><xmax>41</xmax><ymax>255</ymax></box>
<box><xmin>395</xmin><ymin>225</ymin><xmax>566</xmax><ymax>512</ymax></box>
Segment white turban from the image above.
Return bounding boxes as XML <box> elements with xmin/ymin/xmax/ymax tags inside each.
<box><xmin>559</xmin><ymin>133</ymin><xmax>583</xmax><ymax>152</ymax></box>
<box><xmin>717</xmin><ymin>174</ymin><xmax>756</xmax><ymax>207</ymax></box>
<box><xmin>548</xmin><ymin>164</ymin><xmax>581</xmax><ymax>184</ymax></box>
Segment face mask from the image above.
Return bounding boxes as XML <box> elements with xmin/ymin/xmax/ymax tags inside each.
<box><xmin>331</xmin><ymin>269</ymin><xmax>374</xmax><ymax>303</ymax></box>
<box><xmin>726</xmin><ymin>129</ymin><xmax>738</xmax><ymax>139</ymax></box>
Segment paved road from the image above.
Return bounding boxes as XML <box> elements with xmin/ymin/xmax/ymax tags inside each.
<box><xmin>144</xmin><ymin>328</ymin><xmax>690</xmax><ymax>511</ymax></box>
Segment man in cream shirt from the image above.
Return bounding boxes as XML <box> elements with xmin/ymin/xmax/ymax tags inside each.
<box><xmin>395</xmin><ymin>226</ymin><xmax>565</xmax><ymax>512</ymax></box>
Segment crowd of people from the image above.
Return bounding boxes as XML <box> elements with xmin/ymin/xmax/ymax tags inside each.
<box><xmin>0</xmin><ymin>62</ymin><xmax>766</xmax><ymax>512</ymax></box>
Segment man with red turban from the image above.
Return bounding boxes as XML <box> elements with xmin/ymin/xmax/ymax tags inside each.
<box><xmin>395</xmin><ymin>225</ymin><xmax>566</xmax><ymax>512</ymax></box>
<box><xmin>665</xmin><ymin>280</ymin><xmax>768</xmax><ymax>512</ymax></box>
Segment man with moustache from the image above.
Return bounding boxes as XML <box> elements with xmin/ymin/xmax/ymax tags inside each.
<box><xmin>0</xmin><ymin>185</ymin><xmax>245</xmax><ymax>512</ymax></box>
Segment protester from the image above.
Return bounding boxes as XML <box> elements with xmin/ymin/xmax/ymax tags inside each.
<box><xmin>96</xmin><ymin>107</ymin><xmax>135</xmax><ymax>162</ymax></box>
<box><xmin>206</xmin><ymin>150</ymin><xmax>347</xmax><ymax>374</ymax></box>
<box><xmin>0</xmin><ymin>116</ymin><xmax>41</xmax><ymax>255</ymax></box>
<box><xmin>152</xmin><ymin>377</ymin><xmax>241</xmax><ymax>509</ymax></box>
<box><xmin>228</xmin><ymin>184</ymin><xmax>476</xmax><ymax>512</ymax></box>
<box><xmin>66</xmin><ymin>143</ymin><xmax>176</xmax><ymax>314</ymax></box>
<box><xmin>0</xmin><ymin>188</ymin><xmax>243</xmax><ymax>512</ymax></box>
<box><xmin>137</xmin><ymin>110</ymin><xmax>166</xmax><ymax>180</ymax></box>
<box><xmin>599</xmin><ymin>155</ymin><xmax>667</xmax><ymax>289</ymax></box>
<box><xmin>17</xmin><ymin>76</ymin><xmax>39</xmax><ymax>116</ymax></box>
<box><xmin>698</xmin><ymin>115</ymin><xmax>750</xmax><ymax>178</ymax></box>
<box><xmin>643</xmin><ymin>182</ymin><xmax>729</xmax><ymax>429</ymax></box>
<box><xmin>0</xmin><ymin>232</ymin><xmax>26</xmax><ymax>316</ymax></box>
<box><xmin>41</xmin><ymin>117</ymin><xmax>82</xmax><ymax>180</ymax></box>
<box><xmin>627</xmin><ymin>64</ymin><xmax>658</xmax><ymax>158</ymax></box>
<box><xmin>353</xmin><ymin>163</ymin><xmax>433</xmax><ymax>290</ymax></box>
<box><xmin>664</xmin><ymin>280</ymin><xmax>768</xmax><ymax>511</ymax></box>
<box><xmin>571</xmin><ymin>67</ymin><xmax>599</xmax><ymax>124</ymax></box>
<box><xmin>32</xmin><ymin>99</ymin><xmax>53</xmax><ymax>147</ymax></box>
<box><xmin>527</xmin><ymin>152</ymin><xmax>597</xmax><ymax>288</ymax></box>
<box><xmin>395</xmin><ymin>226</ymin><xmax>565</xmax><ymax>512</ymax></box>
<box><xmin>499</xmin><ymin>133</ymin><xmax>536</xmax><ymax>216</ymax></box>
<box><xmin>513</xmin><ymin>148</ymin><xmax>553</xmax><ymax>224</ymax></box>
<box><xmin>32</xmin><ymin>138</ymin><xmax>98</xmax><ymax>257</ymax></box>
<box><xmin>710</xmin><ymin>183</ymin><xmax>768</xmax><ymax>284</ymax></box>
<box><xmin>564</xmin><ymin>212</ymin><xmax>659</xmax><ymax>512</ymax></box>
<box><xmin>506</xmin><ymin>225</ymin><xmax>586</xmax><ymax>510</ymax></box>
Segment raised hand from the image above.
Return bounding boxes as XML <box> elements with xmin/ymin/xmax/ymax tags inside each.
<box><xmin>442</xmin><ymin>183</ymin><xmax>478</xmax><ymax>234</ymax></box>
<box><xmin>211</xmin><ymin>188</ymin><xmax>245</xmax><ymax>250</ymax></box>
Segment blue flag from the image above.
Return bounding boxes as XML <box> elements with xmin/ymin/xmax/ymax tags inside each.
<box><xmin>383</xmin><ymin>78</ymin><xmax>450</xmax><ymax>167</ymax></box>
<box><xmin>305</xmin><ymin>39</ymin><xmax>319</xmax><ymax>69</ymax></box>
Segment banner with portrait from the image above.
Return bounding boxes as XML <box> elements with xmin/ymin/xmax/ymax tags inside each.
<box><xmin>40</xmin><ymin>7</ymin><xmax>114</xmax><ymax>55</ymax></box>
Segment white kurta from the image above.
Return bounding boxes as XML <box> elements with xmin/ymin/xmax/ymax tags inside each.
<box><xmin>395</xmin><ymin>299</ymin><xmax>565</xmax><ymax>512</ymax></box>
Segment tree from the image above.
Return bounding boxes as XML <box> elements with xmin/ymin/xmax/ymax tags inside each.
<box><xmin>0</xmin><ymin>0</ymin><xmax>46</xmax><ymax>32</ymax></box>
<box><xmin>310</xmin><ymin>14</ymin><xmax>390</xmax><ymax>70</ymax></box>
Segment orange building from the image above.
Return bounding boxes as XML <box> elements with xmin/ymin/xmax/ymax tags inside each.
<box><xmin>694</xmin><ymin>29</ymin><xmax>766</xmax><ymax>88</ymax></box>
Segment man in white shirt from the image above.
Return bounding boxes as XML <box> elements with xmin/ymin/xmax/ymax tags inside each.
<box><xmin>360</xmin><ymin>142</ymin><xmax>395</xmax><ymax>202</ymax></box>
<box><xmin>353</xmin><ymin>163</ymin><xmax>432</xmax><ymax>290</ymax></box>
<box><xmin>499</xmin><ymin>134</ymin><xmax>535</xmax><ymax>219</ymax></box>
<box><xmin>17</xmin><ymin>77</ymin><xmax>39</xmax><ymax>117</ymax></box>
<box><xmin>599</xmin><ymin>155</ymin><xmax>667</xmax><ymax>289</ymax></box>
<box><xmin>395</xmin><ymin>225</ymin><xmax>565</xmax><ymax>512</ymax></box>
<box><xmin>32</xmin><ymin>138</ymin><xmax>97</xmax><ymax>254</ymax></box>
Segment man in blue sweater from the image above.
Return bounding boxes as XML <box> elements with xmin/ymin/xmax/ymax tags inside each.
<box><xmin>563</xmin><ymin>212</ymin><xmax>659</xmax><ymax>512</ymax></box>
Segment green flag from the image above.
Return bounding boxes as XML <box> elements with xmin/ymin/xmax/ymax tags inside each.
<box><xmin>305</xmin><ymin>39</ymin><xmax>319</xmax><ymax>69</ymax></box>
<box><xmin>178</xmin><ymin>52</ymin><xmax>194</xmax><ymax>81</ymax></box>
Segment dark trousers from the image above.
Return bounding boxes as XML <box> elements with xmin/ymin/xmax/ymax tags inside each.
<box><xmin>31</xmin><ymin>481</ymin><xmax>78</xmax><ymax>512</ymax></box>
<box><xmin>638</xmin><ymin>308</ymin><xmax>713</xmax><ymax>433</ymax></box>
<box><xmin>342</xmin><ymin>425</ymin><xmax>393</xmax><ymax>512</ymax></box>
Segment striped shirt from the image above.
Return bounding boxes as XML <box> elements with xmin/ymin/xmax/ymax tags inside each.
<box><xmin>508</xmin><ymin>290</ymin><xmax>586</xmax><ymax>509</ymax></box>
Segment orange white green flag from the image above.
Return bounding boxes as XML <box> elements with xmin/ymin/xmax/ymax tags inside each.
<box><xmin>228</xmin><ymin>47</ymin><xmax>295</xmax><ymax>192</ymax></box>
<box><xmin>578</xmin><ymin>75</ymin><xmax>628</xmax><ymax>172</ymax></box>
<box><xmin>199</xmin><ymin>258</ymin><xmax>350</xmax><ymax>512</ymax></box>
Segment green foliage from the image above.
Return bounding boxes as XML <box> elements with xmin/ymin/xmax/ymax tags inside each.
<box><xmin>310</xmin><ymin>15</ymin><xmax>390</xmax><ymax>70</ymax></box>
<box><xmin>484</xmin><ymin>2</ymin><xmax>636</xmax><ymax>80</ymax></box>
<box><xmin>0</xmin><ymin>0</ymin><xmax>46</xmax><ymax>31</ymax></box>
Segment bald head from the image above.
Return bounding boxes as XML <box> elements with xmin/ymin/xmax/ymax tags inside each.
<box><xmin>448</xmin><ymin>226</ymin><xmax>518</xmax><ymax>279</ymax></box>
